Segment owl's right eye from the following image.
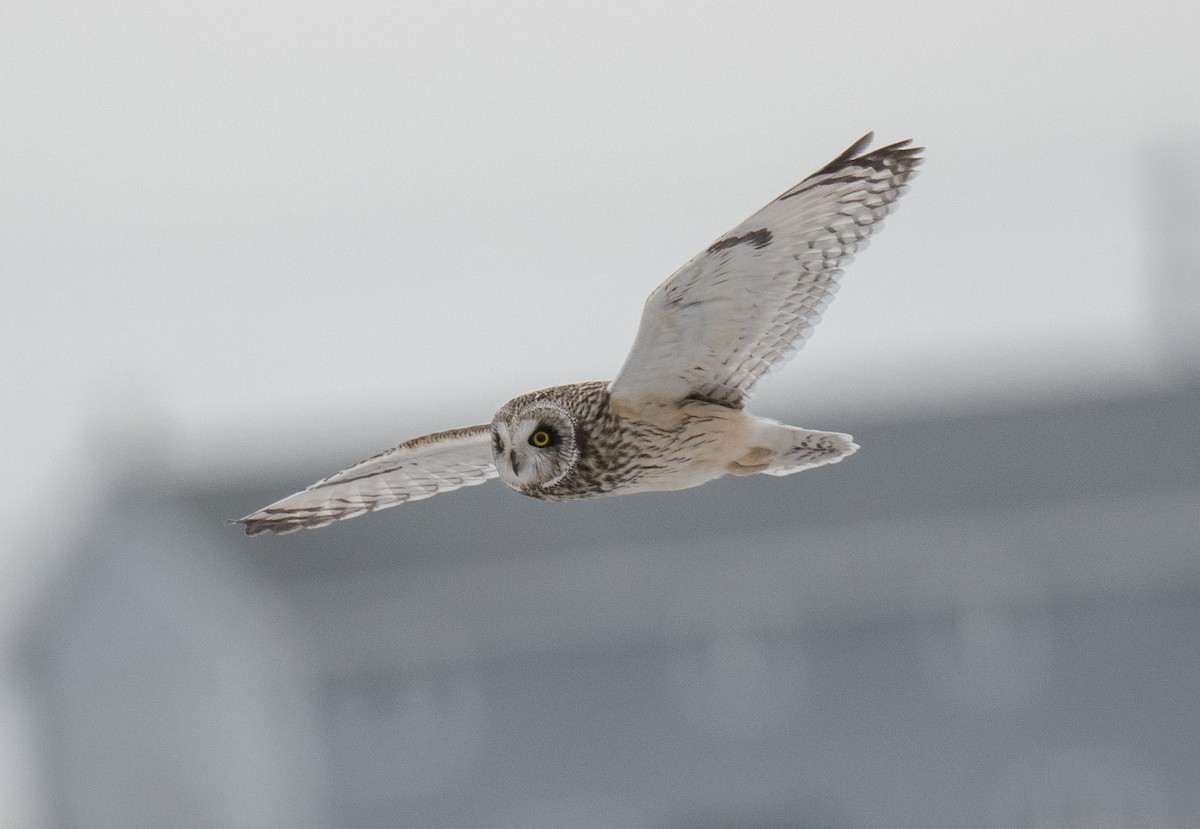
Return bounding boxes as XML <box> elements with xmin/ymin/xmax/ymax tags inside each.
<box><xmin>529</xmin><ymin>427</ymin><xmax>556</xmax><ymax>448</ymax></box>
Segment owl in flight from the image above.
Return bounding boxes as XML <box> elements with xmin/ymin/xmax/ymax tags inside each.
<box><xmin>238</xmin><ymin>133</ymin><xmax>921</xmax><ymax>535</ymax></box>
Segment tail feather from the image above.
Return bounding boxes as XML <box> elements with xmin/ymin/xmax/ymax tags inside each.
<box><xmin>728</xmin><ymin>419</ymin><xmax>857</xmax><ymax>477</ymax></box>
<box><xmin>761</xmin><ymin>427</ymin><xmax>857</xmax><ymax>476</ymax></box>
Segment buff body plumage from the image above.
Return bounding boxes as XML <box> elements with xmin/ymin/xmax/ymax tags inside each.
<box><xmin>494</xmin><ymin>382</ymin><xmax>855</xmax><ymax>502</ymax></box>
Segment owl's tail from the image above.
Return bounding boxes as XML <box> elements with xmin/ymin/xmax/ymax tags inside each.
<box><xmin>726</xmin><ymin>419</ymin><xmax>858</xmax><ymax>477</ymax></box>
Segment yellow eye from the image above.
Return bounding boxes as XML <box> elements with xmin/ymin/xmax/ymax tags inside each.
<box><xmin>529</xmin><ymin>430</ymin><xmax>551</xmax><ymax>448</ymax></box>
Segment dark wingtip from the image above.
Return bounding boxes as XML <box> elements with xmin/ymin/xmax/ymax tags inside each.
<box><xmin>780</xmin><ymin>133</ymin><xmax>923</xmax><ymax>201</ymax></box>
<box><xmin>868</xmin><ymin>137</ymin><xmax>924</xmax><ymax>161</ymax></box>
<box><xmin>812</xmin><ymin>132</ymin><xmax>876</xmax><ymax>177</ymax></box>
<box><xmin>227</xmin><ymin>515</ymin><xmax>270</xmax><ymax>536</ymax></box>
<box><xmin>840</xmin><ymin>135</ymin><xmax>924</xmax><ymax>168</ymax></box>
<box><xmin>843</xmin><ymin>131</ymin><xmax>877</xmax><ymax>157</ymax></box>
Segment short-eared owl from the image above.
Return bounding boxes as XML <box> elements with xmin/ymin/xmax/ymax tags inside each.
<box><xmin>238</xmin><ymin>133</ymin><xmax>922</xmax><ymax>535</ymax></box>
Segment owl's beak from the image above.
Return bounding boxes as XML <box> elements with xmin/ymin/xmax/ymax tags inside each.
<box><xmin>509</xmin><ymin>450</ymin><xmax>520</xmax><ymax>475</ymax></box>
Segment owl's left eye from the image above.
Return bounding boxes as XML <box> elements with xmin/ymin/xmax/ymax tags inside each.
<box><xmin>529</xmin><ymin>428</ymin><xmax>556</xmax><ymax>448</ymax></box>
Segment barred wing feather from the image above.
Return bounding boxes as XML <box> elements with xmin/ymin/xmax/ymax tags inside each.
<box><xmin>237</xmin><ymin>425</ymin><xmax>497</xmax><ymax>535</ymax></box>
<box><xmin>609</xmin><ymin>133</ymin><xmax>922</xmax><ymax>410</ymax></box>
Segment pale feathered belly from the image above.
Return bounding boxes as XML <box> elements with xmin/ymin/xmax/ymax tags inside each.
<box><xmin>525</xmin><ymin>399</ymin><xmax>756</xmax><ymax>501</ymax></box>
<box><xmin>601</xmin><ymin>402</ymin><xmax>755</xmax><ymax>495</ymax></box>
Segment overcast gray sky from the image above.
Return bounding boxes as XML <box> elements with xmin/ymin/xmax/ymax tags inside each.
<box><xmin>2</xmin><ymin>1</ymin><xmax>1200</xmax><ymax>821</ymax></box>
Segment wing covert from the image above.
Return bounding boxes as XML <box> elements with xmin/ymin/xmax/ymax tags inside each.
<box><xmin>609</xmin><ymin>133</ymin><xmax>922</xmax><ymax>409</ymax></box>
<box><xmin>237</xmin><ymin>424</ymin><xmax>498</xmax><ymax>535</ymax></box>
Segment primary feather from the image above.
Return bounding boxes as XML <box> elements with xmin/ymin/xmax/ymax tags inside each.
<box><xmin>238</xmin><ymin>425</ymin><xmax>496</xmax><ymax>535</ymax></box>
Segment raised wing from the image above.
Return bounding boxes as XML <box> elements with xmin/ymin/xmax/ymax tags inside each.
<box><xmin>609</xmin><ymin>133</ymin><xmax>922</xmax><ymax>410</ymax></box>
<box><xmin>237</xmin><ymin>425</ymin><xmax>498</xmax><ymax>535</ymax></box>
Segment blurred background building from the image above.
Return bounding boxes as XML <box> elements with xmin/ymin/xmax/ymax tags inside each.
<box><xmin>3</xmin><ymin>1</ymin><xmax>1200</xmax><ymax>827</ymax></box>
<box><xmin>16</xmin><ymin>382</ymin><xmax>1200</xmax><ymax>828</ymax></box>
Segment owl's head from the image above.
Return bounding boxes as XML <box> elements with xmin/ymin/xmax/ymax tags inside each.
<box><xmin>491</xmin><ymin>399</ymin><xmax>581</xmax><ymax>492</ymax></box>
